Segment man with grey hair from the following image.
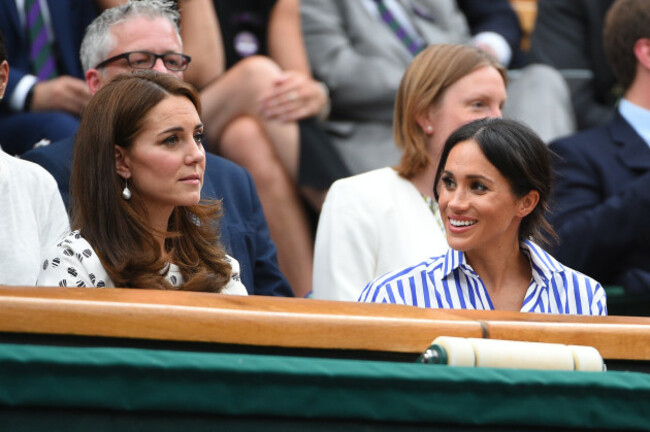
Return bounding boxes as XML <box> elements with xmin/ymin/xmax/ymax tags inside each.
<box><xmin>80</xmin><ymin>1</ymin><xmax>183</xmax><ymax>72</ymax></box>
<box><xmin>22</xmin><ymin>0</ymin><xmax>293</xmax><ymax>297</ymax></box>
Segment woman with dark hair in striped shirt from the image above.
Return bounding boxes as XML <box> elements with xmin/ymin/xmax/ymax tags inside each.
<box><xmin>360</xmin><ymin>118</ymin><xmax>607</xmax><ymax>315</ymax></box>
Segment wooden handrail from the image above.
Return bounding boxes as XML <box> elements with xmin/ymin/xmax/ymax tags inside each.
<box><xmin>1</xmin><ymin>286</ymin><xmax>649</xmax><ymax>360</ymax></box>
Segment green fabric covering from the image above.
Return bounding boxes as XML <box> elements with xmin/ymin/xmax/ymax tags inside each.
<box><xmin>605</xmin><ymin>285</ymin><xmax>650</xmax><ymax>316</ymax></box>
<box><xmin>0</xmin><ymin>342</ymin><xmax>648</xmax><ymax>430</ymax></box>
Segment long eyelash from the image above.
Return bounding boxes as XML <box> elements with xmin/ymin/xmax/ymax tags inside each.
<box><xmin>472</xmin><ymin>182</ymin><xmax>488</xmax><ymax>191</ymax></box>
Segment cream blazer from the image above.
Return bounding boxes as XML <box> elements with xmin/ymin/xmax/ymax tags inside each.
<box><xmin>313</xmin><ymin>167</ymin><xmax>448</xmax><ymax>301</ymax></box>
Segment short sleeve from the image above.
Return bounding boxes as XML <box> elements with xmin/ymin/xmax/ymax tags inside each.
<box><xmin>37</xmin><ymin>231</ymin><xmax>109</xmax><ymax>288</ymax></box>
<box><xmin>222</xmin><ymin>255</ymin><xmax>248</xmax><ymax>295</ymax></box>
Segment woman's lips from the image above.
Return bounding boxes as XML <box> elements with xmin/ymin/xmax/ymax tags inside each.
<box><xmin>447</xmin><ymin>216</ymin><xmax>477</xmax><ymax>233</ymax></box>
<box><xmin>179</xmin><ymin>174</ymin><xmax>201</xmax><ymax>184</ymax></box>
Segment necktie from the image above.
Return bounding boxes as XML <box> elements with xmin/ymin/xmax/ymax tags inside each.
<box><xmin>25</xmin><ymin>0</ymin><xmax>58</xmax><ymax>81</ymax></box>
<box><xmin>373</xmin><ymin>0</ymin><xmax>426</xmax><ymax>56</ymax></box>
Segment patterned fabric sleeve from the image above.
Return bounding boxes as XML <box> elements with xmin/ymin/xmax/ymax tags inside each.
<box><xmin>222</xmin><ymin>255</ymin><xmax>248</xmax><ymax>295</ymax></box>
<box><xmin>37</xmin><ymin>231</ymin><xmax>109</xmax><ymax>288</ymax></box>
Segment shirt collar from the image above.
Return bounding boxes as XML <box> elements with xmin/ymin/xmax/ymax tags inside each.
<box><xmin>441</xmin><ymin>239</ymin><xmax>566</xmax><ymax>285</ymax></box>
<box><xmin>619</xmin><ymin>99</ymin><xmax>650</xmax><ymax>148</ymax></box>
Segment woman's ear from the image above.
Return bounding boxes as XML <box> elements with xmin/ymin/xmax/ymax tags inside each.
<box><xmin>114</xmin><ymin>145</ymin><xmax>131</xmax><ymax>179</ymax></box>
<box><xmin>517</xmin><ymin>190</ymin><xmax>540</xmax><ymax>218</ymax></box>
<box><xmin>415</xmin><ymin>105</ymin><xmax>436</xmax><ymax>135</ymax></box>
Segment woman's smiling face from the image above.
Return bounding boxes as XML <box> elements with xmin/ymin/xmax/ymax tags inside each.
<box><xmin>438</xmin><ymin>139</ymin><xmax>528</xmax><ymax>254</ymax></box>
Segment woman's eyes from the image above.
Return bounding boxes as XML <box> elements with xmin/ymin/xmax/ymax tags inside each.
<box><xmin>162</xmin><ymin>132</ymin><xmax>204</xmax><ymax>146</ymax></box>
<box><xmin>441</xmin><ymin>177</ymin><xmax>455</xmax><ymax>188</ymax></box>
<box><xmin>441</xmin><ymin>177</ymin><xmax>488</xmax><ymax>193</ymax></box>
<box><xmin>471</xmin><ymin>181</ymin><xmax>488</xmax><ymax>192</ymax></box>
<box><xmin>163</xmin><ymin>135</ymin><xmax>179</xmax><ymax>146</ymax></box>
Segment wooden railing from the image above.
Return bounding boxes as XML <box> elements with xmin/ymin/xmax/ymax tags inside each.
<box><xmin>1</xmin><ymin>286</ymin><xmax>649</xmax><ymax>362</ymax></box>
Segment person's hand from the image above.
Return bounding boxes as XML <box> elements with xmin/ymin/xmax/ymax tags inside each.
<box><xmin>258</xmin><ymin>70</ymin><xmax>328</xmax><ymax>122</ymax></box>
<box><xmin>31</xmin><ymin>76</ymin><xmax>91</xmax><ymax>116</ymax></box>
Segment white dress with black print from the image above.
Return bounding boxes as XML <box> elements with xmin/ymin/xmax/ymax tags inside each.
<box><xmin>37</xmin><ymin>230</ymin><xmax>248</xmax><ymax>295</ymax></box>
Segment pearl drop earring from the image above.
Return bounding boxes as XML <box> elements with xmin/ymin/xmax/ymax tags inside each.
<box><xmin>122</xmin><ymin>178</ymin><xmax>131</xmax><ymax>200</ymax></box>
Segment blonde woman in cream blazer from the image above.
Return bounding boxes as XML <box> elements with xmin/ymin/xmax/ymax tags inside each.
<box><xmin>312</xmin><ymin>44</ymin><xmax>508</xmax><ymax>301</ymax></box>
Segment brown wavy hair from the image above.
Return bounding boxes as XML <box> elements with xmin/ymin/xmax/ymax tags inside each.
<box><xmin>394</xmin><ymin>44</ymin><xmax>506</xmax><ymax>179</ymax></box>
<box><xmin>70</xmin><ymin>71</ymin><xmax>232</xmax><ymax>291</ymax></box>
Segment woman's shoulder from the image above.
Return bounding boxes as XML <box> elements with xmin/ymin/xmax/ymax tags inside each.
<box><xmin>359</xmin><ymin>253</ymin><xmax>449</xmax><ymax>302</ymax></box>
<box><xmin>524</xmin><ymin>240</ymin><xmax>601</xmax><ymax>287</ymax></box>
<box><xmin>326</xmin><ymin>167</ymin><xmax>411</xmax><ymax>209</ymax></box>
<box><xmin>551</xmin><ymin>263</ymin><xmax>607</xmax><ymax>315</ymax></box>
<box><xmin>53</xmin><ymin>230</ymin><xmax>95</xmax><ymax>254</ymax></box>
<box><xmin>38</xmin><ymin>230</ymin><xmax>111</xmax><ymax>288</ymax></box>
<box><xmin>555</xmin><ymin>263</ymin><xmax>604</xmax><ymax>292</ymax></box>
<box><xmin>331</xmin><ymin>167</ymin><xmax>402</xmax><ymax>190</ymax></box>
<box><xmin>523</xmin><ymin>241</ymin><xmax>606</xmax><ymax>314</ymax></box>
<box><xmin>0</xmin><ymin>150</ymin><xmax>60</xmax><ymax>195</ymax></box>
<box><xmin>222</xmin><ymin>254</ymin><xmax>248</xmax><ymax>295</ymax></box>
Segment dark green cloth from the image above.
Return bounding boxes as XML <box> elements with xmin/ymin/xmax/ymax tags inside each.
<box><xmin>0</xmin><ymin>342</ymin><xmax>648</xmax><ymax>430</ymax></box>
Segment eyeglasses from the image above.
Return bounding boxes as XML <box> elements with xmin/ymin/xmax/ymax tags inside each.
<box><xmin>95</xmin><ymin>51</ymin><xmax>192</xmax><ymax>71</ymax></box>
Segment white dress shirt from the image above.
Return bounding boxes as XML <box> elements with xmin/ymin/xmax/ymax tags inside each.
<box><xmin>0</xmin><ymin>148</ymin><xmax>69</xmax><ymax>285</ymax></box>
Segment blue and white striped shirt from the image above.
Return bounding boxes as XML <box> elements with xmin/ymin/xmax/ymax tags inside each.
<box><xmin>358</xmin><ymin>240</ymin><xmax>607</xmax><ymax>315</ymax></box>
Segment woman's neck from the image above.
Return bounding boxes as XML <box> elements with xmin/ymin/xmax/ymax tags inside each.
<box><xmin>408</xmin><ymin>165</ymin><xmax>437</xmax><ymax>198</ymax></box>
<box><xmin>408</xmin><ymin>137</ymin><xmax>444</xmax><ymax>198</ymax></box>
<box><xmin>145</xmin><ymin>205</ymin><xmax>174</xmax><ymax>257</ymax></box>
<box><xmin>465</xmin><ymin>239</ymin><xmax>532</xmax><ymax>311</ymax></box>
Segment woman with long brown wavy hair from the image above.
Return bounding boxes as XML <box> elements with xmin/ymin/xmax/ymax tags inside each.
<box><xmin>38</xmin><ymin>71</ymin><xmax>246</xmax><ymax>294</ymax></box>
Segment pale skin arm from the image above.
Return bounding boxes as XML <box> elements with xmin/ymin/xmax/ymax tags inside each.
<box><xmin>177</xmin><ymin>0</ymin><xmax>224</xmax><ymax>89</ymax></box>
<box><xmin>259</xmin><ymin>0</ymin><xmax>328</xmax><ymax>122</ymax></box>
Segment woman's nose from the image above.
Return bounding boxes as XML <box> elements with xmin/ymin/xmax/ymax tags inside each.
<box><xmin>447</xmin><ymin>188</ymin><xmax>469</xmax><ymax>211</ymax></box>
<box><xmin>186</xmin><ymin>142</ymin><xmax>205</xmax><ymax>164</ymax></box>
